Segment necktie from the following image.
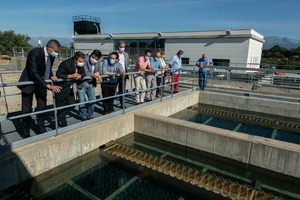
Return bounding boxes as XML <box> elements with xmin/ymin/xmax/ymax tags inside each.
<box><xmin>45</xmin><ymin>56</ymin><xmax>51</xmax><ymax>80</ymax></box>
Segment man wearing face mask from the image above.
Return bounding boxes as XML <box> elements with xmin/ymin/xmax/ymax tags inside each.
<box><xmin>18</xmin><ymin>39</ymin><xmax>62</xmax><ymax>138</ymax></box>
<box><xmin>134</xmin><ymin>50</ymin><xmax>154</xmax><ymax>104</ymax></box>
<box><xmin>168</xmin><ymin>50</ymin><xmax>184</xmax><ymax>93</ymax></box>
<box><xmin>77</xmin><ymin>50</ymin><xmax>102</xmax><ymax>121</ymax></box>
<box><xmin>116</xmin><ymin>41</ymin><xmax>129</xmax><ymax>108</ymax></box>
<box><xmin>55</xmin><ymin>51</ymin><xmax>86</xmax><ymax>127</ymax></box>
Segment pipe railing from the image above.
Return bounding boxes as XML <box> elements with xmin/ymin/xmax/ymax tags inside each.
<box><xmin>0</xmin><ymin>65</ymin><xmax>299</xmax><ymax>147</ymax></box>
<box><xmin>0</xmin><ymin>68</ymin><xmax>191</xmax><ymax>143</ymax></box>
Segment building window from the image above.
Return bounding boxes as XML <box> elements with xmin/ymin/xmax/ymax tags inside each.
<box><xmin>212</xmin><ymin>59</ymin><xmax>230</xmax><ymax>66</ymax></box>
<box><xmin>114</xmin><ymin>39</ymin><xmax>165</xmax><ymax>62</ymax></box>
<box><xmin>181</xmin><ymin>57</ymin><xmax>190</xmax><ymax>65</ymax></box>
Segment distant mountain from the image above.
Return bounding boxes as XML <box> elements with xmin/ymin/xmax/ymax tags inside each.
<box><xmin>263</xmin><ymin>36</ymin><xmax>300</xmax><ymax>50</ymax></box>
<box><xmin>29</xmin><ymin>37</ymin><xmax>73</xmax><ymax>47</ymax></box>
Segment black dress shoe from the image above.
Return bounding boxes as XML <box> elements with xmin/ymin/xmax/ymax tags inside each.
<box><xmin>38</xmin><ymin>127</ymin><xmax>47</xmax><ymax>134</ymax></box>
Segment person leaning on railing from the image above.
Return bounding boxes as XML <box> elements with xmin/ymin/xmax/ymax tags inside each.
<box><xmin>55</xmin><ymin>51</ymin><xmax>86</xmax><ymax>127</ymax></box>
<box><xmin>134</xmin><ymin>50</ymin><xmax>155</xmax><ymax>104</ymax></box>
<box><xmin>77</xmin><ymin>50</ymin><xmax>103</xmax><ymax>121</ymax></box>
<box><xmin>17</xmin><ymin>39</ymin><xmax>62</xmax><ymax>138</ymax></box>
<box><xmin>101</xmin><ymin>52</ymin><xmax>124</xmax><ymax>114</ymax></box>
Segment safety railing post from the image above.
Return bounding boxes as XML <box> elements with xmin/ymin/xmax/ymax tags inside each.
<box><xmin>51</xmin><ymin>81</ymin><xmax>59</xmax><ymax>136</ymax></box>
<box><xmin>122</xmin><ymin>75</ymin><xmax>125</xmax><ymax>114</ymax></box>
<box><xmin>171</xmin><ymin>70</ymin><xmax>174</xmax><ymax>98</ymax></box>
<box><xmin>160</xmin><ymin>76</ymin><xmax>163</xmax><ymax>102</ymax></box>
<box><xmin>0</xmin><ymin>73</ymin><xmax>9</xmax><ymax>114</ymax></box>
<box><xmin>192</xmin><ymin>66</ymin><xmax>195</xmax><ymax>91</ymax></box>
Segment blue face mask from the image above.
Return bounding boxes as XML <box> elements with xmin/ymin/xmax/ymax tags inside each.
<box><xmin>110</xmin><ymin>59</ymin><xmax>116</xmax><ymax>65</ymax></box>
<box><xmin>49</xmin><ymin>51</ymin><xmax>58</xmax><ymax>58</ymax></box>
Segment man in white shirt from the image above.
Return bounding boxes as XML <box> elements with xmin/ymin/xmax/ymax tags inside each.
<box><xmin>116</xmin><ymin>41</ymin><xmax>129</xmax><ymax>108</ymax></box>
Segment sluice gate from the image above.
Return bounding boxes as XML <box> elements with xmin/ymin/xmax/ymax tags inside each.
<box><xmin>101</xmin><ymin>142</ymin><xmax>283</xmax><ymax>200</ymax></box>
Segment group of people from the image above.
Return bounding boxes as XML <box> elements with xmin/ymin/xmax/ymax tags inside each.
<box><xmin>18</xmin><ymin>39</ymin><xmax>209</xmax><ymax>138</ymax></box>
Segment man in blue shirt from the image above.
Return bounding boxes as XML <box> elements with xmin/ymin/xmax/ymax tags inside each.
<box><xmin>196</xmin><ymin>54</ymin><xmax>209</xmax><ymax>91</ymax></box>
<box><xmin>150</xmin><ymin>51</ymin><xmax>166</xmax><ymax>97</ymax></box>
<box><xmin>148</xmin><ymin>51</ymin><xmax>164</xmax><ymax>99</ymax></box>
<box><xmin>169</xmin><ymin>50</ymin><xmax>184</xmax><ymax>93</ymax></box>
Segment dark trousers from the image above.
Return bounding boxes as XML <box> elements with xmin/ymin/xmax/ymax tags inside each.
<box><xmin>117</xmin><ymin>78</ymin><xmax>126</xmax><ymax>107</ymax></box>
<box><xmin>21</xmin><ymin>88</ymin><xmax>47</xmax><ymax>136</ymax></box>
<box><xmin>55</xmin><ymin>87</ymin><xmax>75</xmax><ymax>126</ymax></box>
<box><xmin>156</xmin><ymin>76</ymin><xmax>165</xmax><ymax>95</ymax></box>
<box><xmin>101</xmin><ymin>83</ymin><xmax>117</xmax><ymax>113</ymax></box>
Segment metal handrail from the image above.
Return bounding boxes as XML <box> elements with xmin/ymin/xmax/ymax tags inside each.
<box><xmin>1</xmin><ymin>64</ymin><xmax>299</xmax><ymax>148</ymax></box>
<box><xmin>0</xmin><ymin>68</ymin><xmax>186</xmax><ymax>130</ymax></box>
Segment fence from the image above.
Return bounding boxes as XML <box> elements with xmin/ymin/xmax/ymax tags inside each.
<box><xmin>0</xmin><ymin>65</ymin><xmax>300</xmax><ymax>150</ymax></box>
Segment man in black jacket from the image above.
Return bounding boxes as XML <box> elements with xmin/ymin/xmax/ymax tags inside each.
<box><xmin>55</xmin><ymin>51</ymin><xmax>86</xmax><ymax>127</ymax></box>
<box><xmin>18</xmin><ymin>39</ymin><xmax>62</xmax><ymax>138</ymax></box>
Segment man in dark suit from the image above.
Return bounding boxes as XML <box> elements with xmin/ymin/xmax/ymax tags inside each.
<box><xmin>116</xmin><ymin>41</ymin><xmax>130</xmax><ymax>109</ymax></box>
<box><xmin>18</xmin><ymin>39</ymin><xmax>62</xmax><ymax>138</ymax></box>
<box><xmin>55</xmin><ymin>51</ymin><xmax>86</xmax><ymax>127</ymax></box>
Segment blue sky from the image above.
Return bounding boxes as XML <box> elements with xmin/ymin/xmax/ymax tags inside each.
<box><xmin>1</xmin><ymin>0</ymin><xmax>300</xmax><ymax>39</ymax></box>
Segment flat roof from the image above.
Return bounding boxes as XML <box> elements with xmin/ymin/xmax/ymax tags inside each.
<box><xmin>73</xmin><ymin>29</ymin><xmax>264</xmax><ymax>42</ymax></box>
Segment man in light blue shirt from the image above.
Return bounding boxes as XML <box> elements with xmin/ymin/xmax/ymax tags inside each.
<box><xmin>196</xmin><ymin>53</ymin><xmax>209</xmax><ymax>90</ymax></box>
<box><xmin>169</xmin><ymin>50</ymin><xmax>184</xmax><ymax>93</ymax></box>
<box><xmin>149</xmin><ymin>51</ymin><xmax>164</xmax><ymax>98</ymax></box>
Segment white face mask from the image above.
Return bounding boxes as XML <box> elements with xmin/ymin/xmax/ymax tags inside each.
<box><xmin>145</xmin><ymin>56</ymin><xmax>150</xmax><ymax>60</ymax></box>
<box><xmin>77</xmin><ymin>61</ymin><xmax>85</xmax><ymax>67</ymax></box>
<box><xmin>49</xmin><ymin>51</ymin><xmax>58</xmax><ymax>58</ymax></box>
<box><xmin>90</xmin><ymin>57</ymin><xmax>98</xmax><ymax>64</ymax></box>
<box><xmin>119</xmin><ymin>47</ymin><xmax>125</xmax><ymax>52</ymax></box>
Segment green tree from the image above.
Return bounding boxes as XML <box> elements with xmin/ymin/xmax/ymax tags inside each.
<box><xmin>0</xmin><ymin>30</ymin><xmax>31</xmax><ymax>55</ymax></box>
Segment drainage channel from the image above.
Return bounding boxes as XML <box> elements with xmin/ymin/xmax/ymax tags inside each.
<box><xmin>100</xmin><ymin>141</ymin><xmax>283</xmax><ymax>200</ymax></box>
<box><xmin>186</xmin><ymin>106</ymin><xmax>300</xmax><ymax>133</ymax></box>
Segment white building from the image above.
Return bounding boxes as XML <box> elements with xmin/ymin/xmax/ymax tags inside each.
<box><xmin>73</xmin><ymin>29</ymin><xmax>264</xmax><ymax>68</ymax></box>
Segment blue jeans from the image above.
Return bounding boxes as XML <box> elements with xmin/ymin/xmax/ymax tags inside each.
<box><xmin>77</xmin><ymin>84</ymin><xmax>96</xmax><ymax>119</ymax></box>
<box><xmin>199</xmin><ymin>71</ymin><xmax>208</xmax><ymax>90</ymax></box>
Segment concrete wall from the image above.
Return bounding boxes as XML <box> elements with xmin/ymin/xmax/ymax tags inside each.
<box><xmin>0</xmin><ymin>113</ymin><xmax>134</xmax><ymax>191</ymax></box>
<box><xmin>246</xmin><ymin>38</ymin><xmax>263</xmax><ymax>67</ymax></box>
<box><xmin>1</xmin><ymin>90</ymin><xmax>299</xmax><ymax>191</ymax></box>
<box><xmin>199</xmin><ymin>91</ymin><xmax>300</xmax><ymax>119</ymax></box>
<box><xmin>165</xmin><ymin>37</ymin><xmax>252</xmax><ymax>64</ymax></box>
<box><xmin>134</xmin><ymin>112</ymin><xmax>300</xmax><ymax>179</ymax></box>
<box><xmin>139</xmin><ymin>91</ymin><xmax>199</xmax><ymax>117</ymax></box>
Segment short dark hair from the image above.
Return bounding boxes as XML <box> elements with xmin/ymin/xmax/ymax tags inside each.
<box><xmin>91</xmin><ymin>50</ymin><xmax>102</xmax><ymax>58</ymax></box>
<box><xmin>46</xmin><ymin>39</ymin><xmax>61</xmax><ymax>48</ymax></box>
<box><xmin>109</xmin><ymin>52</ymin><xmax>119</xmax><ymax>60</ymax></box>
<box><xmin>74</xmin><ymin>51</ymin><xmax>85</xmax><ymax>60</ymax></box>
<box><xmin>177</xmin><ymin>50</ymin><xmax>184</xmax><ymax>54</ymax></box>
<box><xmin>144</xmin><ymin>50</ymin><xmax>151</xmax><ymax>55</ymax></box>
